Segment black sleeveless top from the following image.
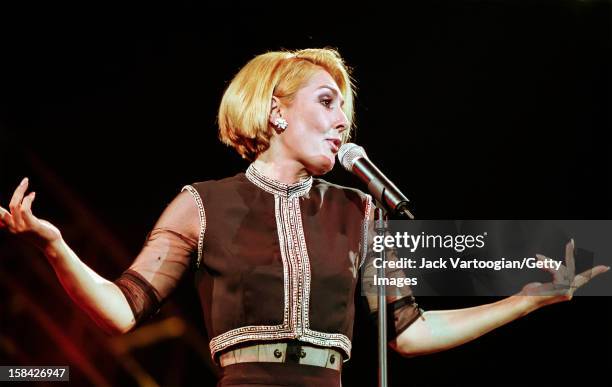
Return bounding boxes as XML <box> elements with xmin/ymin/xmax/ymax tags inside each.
<box><xmin>115</xmin><ymin>164</ymin><xmax>422</xmax><ymax>364</ymax></box>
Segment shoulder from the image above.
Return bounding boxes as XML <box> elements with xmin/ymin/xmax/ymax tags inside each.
<box><xmin>187</xmin><ymin>172</ymin><xmax>248</xmax><ymax>193</ymax></box>
<box><xmin>181</xmin><ymin>172</ymin><xmax>256</xmax><ymax>202</ymax></box>
<box><xmin>178</xmin><ymin>172</ymin><xmax>248</xmax><ymax>217</ymax></box>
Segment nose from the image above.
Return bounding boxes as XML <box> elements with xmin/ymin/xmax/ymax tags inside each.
<box><xmin>334</xmin><ymin>109</ymin><xmax>349</xmax><ymax>134</ymax></box>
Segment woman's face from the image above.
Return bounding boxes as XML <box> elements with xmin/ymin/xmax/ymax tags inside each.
<box><xmin>274</xmin><ymin>69</ymin><xmax>349</xmax><ymax>176</ymax></box>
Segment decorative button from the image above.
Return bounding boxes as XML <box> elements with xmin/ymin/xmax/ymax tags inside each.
<box><xmin>329</xmin><ymin>354</ymin><xmax>335</xmax><ymax>364</ymax></box>
<box><xmin>274</xmin><ymin>349</ymin><xmax>283</xmax><ymax>358</ymax></box>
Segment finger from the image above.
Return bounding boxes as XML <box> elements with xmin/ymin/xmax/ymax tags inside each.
<box><xmin>0</xmin><ymin>205</ymin><xmax>14</xmax><ymax>229</ymax></box>
<box><xmin>565</xmin><ymin>238</ymin><xmax>576</xmax><ymax>279</ymax></box>
<box><xmin>11</xmin><ymin>199</ymin><xmax>25</xmax><ymax>229</ymax></box>
<box><xmin>536</xmin><ymin>253</ymin><xmax>571</xmax><ymax>288</ymax></box>
<box><xmin>9</xmin><ymin>177</ymin><xmax>29</xmax><ymax>211</ymax></box>
<box><xmin>9</xmin><ymin>178</ymin><xmax>29</xmax><ymax>227</ymax></box>
<box><xmin>0</xmin><ymin>207</ymin><xmax>7</xmax><ymax>228</ymax></box>
<box><xmin>572</xmin><ymin>265</ymin><xmax>611</xmax><ymax>289</ymax></box>
<box><xmin>20</xmin><ymin>192</ymin><xmax>36</xmax><ymax>225</ymax></box>
<box><xmin>536</xmin><ymin>254</ymin><xmax>564</xmax><ymax>278</ymax></box>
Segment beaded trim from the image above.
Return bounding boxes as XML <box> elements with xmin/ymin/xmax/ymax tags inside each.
<box><xmin>181</xmin><ymin>185</ymin><xmax>206</xmax><ymax>268</ymax></box>
<box><xmin>209</xmin><ymin>326</ymin><xmax>294</xmax><ymax>358</ymax></box>
<box><xmin>293</xmin><ymin>197</ymin><xmax>310</xmax><ymax>335</ymax></box>
<box><xmin>301</xmin><ymin>329</ymin><xmax>352</xmax><ymax>361</ymax></box>
<box><xmin>279</xmin><ymin>196</ymin><xmax>301</xmax><ymax>332</ymax></box>
<box><xmin>276</xmin><ymin>196</ymin><xmax>293</xmax><ymax>329</ymax></box>
<box><xmin>359</xmin><ymin>194</ymin><xmax>373</xmax><ymax>269</ymax></box>
<box><xmin>246</xmin><ymin>163</ymin><xmax>312</xmax><ymax>198</ymax></box>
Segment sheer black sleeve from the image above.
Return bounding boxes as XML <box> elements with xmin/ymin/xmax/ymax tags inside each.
<box><xmin>114</xmin><ymin>187</ymin><xmax>201</xmax><ymax>328</ymax></box>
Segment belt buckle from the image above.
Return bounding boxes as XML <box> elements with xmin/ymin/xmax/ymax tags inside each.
<box><xmin>284</xmin><ymin>340</ymin><xmax>305</xmax><ymax>364</ymax></box>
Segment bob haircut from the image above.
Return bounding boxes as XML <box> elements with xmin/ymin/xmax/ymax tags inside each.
<box><xmin>218</xmin><ymin>48</ymin><xmax>355</xmax><ymax>161</ymax></box>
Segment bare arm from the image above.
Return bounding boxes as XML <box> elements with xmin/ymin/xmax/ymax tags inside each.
<box><xmin>390</xmin><ymin>240</ymin><xmax>610</xmax><ymax>357</ymax></box>
<box><xmin>1</xmin><ymin>178</ymin><xmax>200</xmax><ymax>336</ymax></box>
<box><xmin>390</xmin><ymin>294</ymin><xmax>534</xmax><ymax>357</ymax></box>
<box><xmin>43</xmin><ymin>238</ymin><xmax>136</xmax><ymax>335</ymax></box>
<box><xmin>0</xmin><ymin>178</ymin><xmax>135</xmax><ymax>335</ymax></box>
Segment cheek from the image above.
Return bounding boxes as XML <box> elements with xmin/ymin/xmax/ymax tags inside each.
<box><xmin>283</xmin><ymin>110</ymin><xmax>332</xmax><ymax>160</ymax></box>
<box><xmin>287</xmin><ymin>122</ymin><xmax>322</xmax><ymax>150</ymax></box>
<box><xmin>298</xmin><ymin>131</ymin><xmax>327</xmax><ymax>154</ymax></box>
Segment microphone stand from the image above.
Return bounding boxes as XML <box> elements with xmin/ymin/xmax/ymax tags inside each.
<box><xmin>375</xmin><ymin>201</ymin><xmax>414</xmax><ymax>387</ymax></box>
<box><xmin>375</xmin><ymin>206</ymin><xmax>389</xmax><ymax>387</ymax></box>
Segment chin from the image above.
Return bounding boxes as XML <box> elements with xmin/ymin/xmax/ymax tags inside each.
<box><xmin>306</xmin><ymin>155</ymin><xmax>335</xmax><ymax>176</ymax></box>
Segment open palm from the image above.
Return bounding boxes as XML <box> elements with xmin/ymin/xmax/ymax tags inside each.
<box><xmin>519</xmin><ymin>239</ymin><xmax>609</xmax><ymax>305</ymax></box>
<box><xmin>0</xmin><ymin>178</ymin><xmax>62</xmax><ymax>250</ymax></box>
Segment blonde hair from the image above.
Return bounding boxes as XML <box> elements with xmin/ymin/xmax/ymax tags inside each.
<box><xmin>218</xmin><ymin>48</ymin><xmax>355</xmax><ymax>161</ymax></box>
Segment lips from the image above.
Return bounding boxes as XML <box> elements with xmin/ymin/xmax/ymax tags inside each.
<box><xmin>326</xmin><ymin>138</ymin><xmax>341</xmax><ymax>153</ymax></box>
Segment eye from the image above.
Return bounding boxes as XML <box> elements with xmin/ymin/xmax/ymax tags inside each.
<box><xmin>320</xmin><ymin>97</ymin><xmax>334</xmax><ymax>109</ymax></box>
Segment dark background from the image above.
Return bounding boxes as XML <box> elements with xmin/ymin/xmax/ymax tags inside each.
<box><xmin>1</xmin><ymin>1</ymin><xmax>610</xmax><ymax>386</ymax></box>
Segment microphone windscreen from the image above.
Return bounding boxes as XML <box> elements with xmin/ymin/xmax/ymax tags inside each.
<box><xmin>338</xmin><ymin>143</ymin><xmax>368</xmax><ymax>171</ymax></box>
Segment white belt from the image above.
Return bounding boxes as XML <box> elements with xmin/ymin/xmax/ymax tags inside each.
<box><xmin>219</xmin><ymin>341</ymin><xmax>342</xmax><ymax>371</ymax></box>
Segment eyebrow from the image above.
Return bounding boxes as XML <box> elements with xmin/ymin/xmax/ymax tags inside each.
<box><xmin>317</xmin><ymin>85</ymin><xmax>345</xmax><ymax>106</ymax></box>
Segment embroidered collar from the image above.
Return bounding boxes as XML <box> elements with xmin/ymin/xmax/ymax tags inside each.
<box><xmin>246</xmin><ymin>163</ymin><xmax>313</xmax><ymax>198</ymax></box>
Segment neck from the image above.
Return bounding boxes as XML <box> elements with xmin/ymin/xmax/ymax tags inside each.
<box><xmin>252</xmin><ymin>152</ymin><xmax>310</xmax><ymax>185</ymax></box>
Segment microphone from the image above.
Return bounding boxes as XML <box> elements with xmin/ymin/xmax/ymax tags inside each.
<box><xmin>338</xmin><ymin>143</ymin><xmax>414</xmax><ymax>219</ymax></box>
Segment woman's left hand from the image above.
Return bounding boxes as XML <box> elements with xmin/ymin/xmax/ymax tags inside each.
<box><xmin>518</xmin><ymin>239</ymin><xmax>610</xmax><ymax>307</ymax></box>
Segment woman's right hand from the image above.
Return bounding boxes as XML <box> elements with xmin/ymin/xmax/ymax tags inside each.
<box><xmin>0</xmin><ymin>177</ymin><xmax>62</xmax><ymax>251</ymax></box>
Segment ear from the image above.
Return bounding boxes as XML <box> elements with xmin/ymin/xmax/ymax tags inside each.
<box><xmin>269</xmin><ymin>96</ymin><xmax>282</xmax><ymax>127</ymax></box>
